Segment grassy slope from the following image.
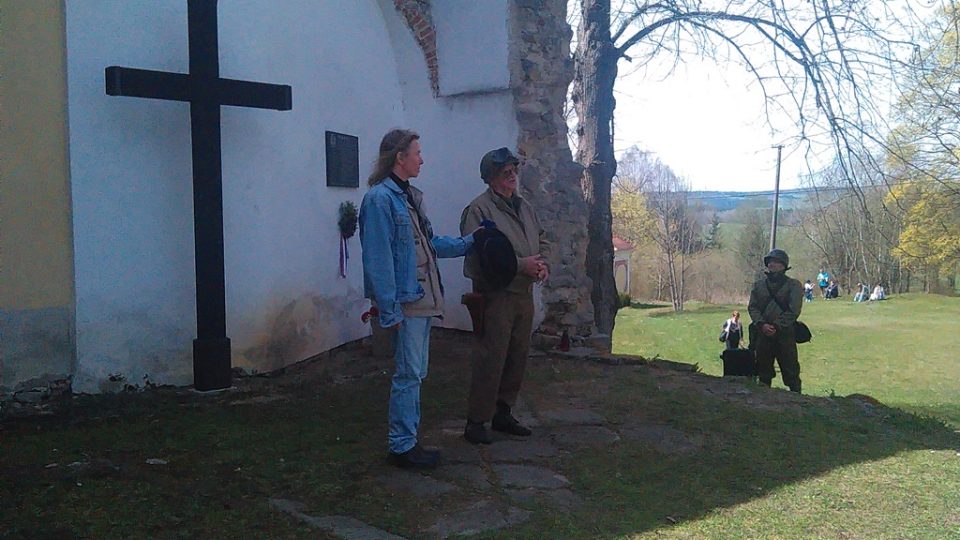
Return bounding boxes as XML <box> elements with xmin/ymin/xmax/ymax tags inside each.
<box><xmin>613</xmin><ymin>294</ymin><xmax>960</xmax><ymax>427</ymax></box>
<box><xmin>2</xmin><ymin>297</ymin><xmax>959</xmax><ymax>539</ymax></box>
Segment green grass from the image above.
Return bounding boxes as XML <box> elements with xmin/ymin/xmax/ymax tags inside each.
<box><xmin>499</xmin><ymin>355</ymin><xmax>960</xmax><ymax>539</ymax></box>
<box><xmin>2</xmin><ymin>300</ymin><xmax>959</xmax><ymax>539</ymax></box>
<box><xmin>614</xmin><ymin>293</ymin><xmax>960</xmax><ymax>428</ymax></box>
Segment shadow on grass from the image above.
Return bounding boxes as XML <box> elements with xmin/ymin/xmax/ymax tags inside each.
<box><xmin>626</xmin><ymin>302</ymin><xmax>672</xmax><ymax>310</ymax></box>
<box><xmin>509</xmin><ymin>364</ymin><xmax>960</xmax><ymax>538</ymax></box>
<box><xmin>892</xmin><ymin>402</ymin><xmax>960</xmax><ymax>431</ymax></box>
<box><xmin>643</xmin><ymin>303</ymin><xmax>736</xmax><ymax>318</ymax></box>
<box><xmin>2</xmin><ymin>329</ymin><xmax>958</xmax><ymax>539</ymax></box>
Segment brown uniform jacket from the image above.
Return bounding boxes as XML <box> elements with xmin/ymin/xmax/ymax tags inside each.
<box><xmin>748</xmin><ymin>275</ymin><xmax>804</xmax><ymax>331</ymax></box>
<box><xmin>460</xmin><ymin>187</ymin><xmax>548</xmax><ymax>294</ymax></box>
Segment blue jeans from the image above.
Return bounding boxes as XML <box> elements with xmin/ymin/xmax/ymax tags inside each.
<box><xmin>388</xmin><ymin>316</ymin><xmax>432</xmax><ymax>454</ymax></box>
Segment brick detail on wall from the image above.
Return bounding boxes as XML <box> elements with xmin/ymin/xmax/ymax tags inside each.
<box><xmin>393</xmin><ymin>0</ymin><xmax>439</xmax><ymax>96</ymax></box>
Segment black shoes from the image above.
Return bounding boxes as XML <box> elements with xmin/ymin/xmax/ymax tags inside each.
<box><xmin>464</xmin><ymin>420</ymin><xmax>493</xmax><ymax>445</ymax></box>
<box><xmin>388</xmin><ymin>443</ymin><xmax>440</xmax><ymax>469</ymax></box>
<box><xmin>491</xmin><ymin>402</ymin><xmax>532</xmax><ymax>437</ymax></box>
<box><xmin>464</xmin><ymin>403</ymin><xmax>532</xmax><ymax>444</ymax></box>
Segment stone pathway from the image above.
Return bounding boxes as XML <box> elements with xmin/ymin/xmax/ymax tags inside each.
<box><xmin>269</xmin><ymin>394</ymin><xmax>690</xmax><ymax>538</ymax></box>
<box><xmin>269</xmin><ymin>498</ymin><xmax>406</xmax><ymax>540</ymax></box>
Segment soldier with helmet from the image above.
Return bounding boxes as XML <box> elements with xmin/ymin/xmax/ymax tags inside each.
<box><xmin>748</xmin><ymin>248</ymin><xmax>805</xmax><ymax>393</ymax></box>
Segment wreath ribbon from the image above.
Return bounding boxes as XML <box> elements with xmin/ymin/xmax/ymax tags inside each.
<box><xmin>339</xmin><ymin>235</ymin><xmax>349</xmax><ymax>278</ymax></box>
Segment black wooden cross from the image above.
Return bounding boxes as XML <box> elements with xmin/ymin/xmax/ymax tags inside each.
<box><xmin>105</xmin><ymin>0</ymin><xmax>292</xmax><ymax>391</ymax></box>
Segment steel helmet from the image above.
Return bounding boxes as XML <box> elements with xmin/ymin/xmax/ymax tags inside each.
<box><xmin>763</xmin><ymin>248</ymin><xmax>790</xmax><ymax>267</ymax></box>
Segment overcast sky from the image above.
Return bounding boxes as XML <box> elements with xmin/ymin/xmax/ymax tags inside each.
<box><xmin>612</xmin><ymin>55</ymin><xmax>812</xmax><ymax>193</ymax></box>
<box><xmin>603</xmin><ymin>0</ymin><xmax>942</xmax><ymax>193</ymax></box>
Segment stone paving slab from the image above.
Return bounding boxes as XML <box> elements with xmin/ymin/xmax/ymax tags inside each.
<box><xmin>439</xmin><ymin>440</ymin><xmax>484</xmax><ymax>464</ymax></box>
<box><xmin>269</xmin><ymin>498</ymin><xmax>406</xmax><ymax>540</ymax></box>
<box><xmin>549</xmin><ymin>425</ymin><xmax>621</xmax><ymax>448</ymax></box>
<box><xmin>439</xmin><ymin>419</ymin><xmax>466</xmax><ymax>438</ymax></box>
<box><xmin>377</xmin><ymin>470</ymin><xmax>459</xmax><ymax>498</ymax></box>
<box><xmin>425</xmin><ymin>499</ymin><xmax>531</xmax><ymax>539</ymax></box>
<box><xmin>432</xmin><ymin>463</ymin><xmax>492</xmax><ymax>492</ymax></box>
<box><xmin>488</xmin><ymin>439</ymin><xmax>561</xmax><ymax>462</ymax></box>
<box><xmin>492</xmin><ymin>464</ymin><xmax>570</xmax><ymax>489</ymax></box>
<box><xmin>504</xmin><ymin>487</ymin><xmax>584</xmax><ymax>510</ymax></box>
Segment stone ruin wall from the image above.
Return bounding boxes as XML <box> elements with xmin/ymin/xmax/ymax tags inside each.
<box><xmin>393</xmin><ymin>0</ymin><xmax>597</xmax><ymax>341</ymax></box>
<box><xmin>508</xmin><ymin>0</ymin><xmax>596</xmax><ymax>340</ymax></box>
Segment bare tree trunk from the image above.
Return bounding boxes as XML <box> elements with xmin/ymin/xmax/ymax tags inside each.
<box><xmin>678</xmin><ymin>246</ymin><xmax>685</xmax><ymax>311</ymax></box>
<box><xmin>656</xmin><ymin>257</ymin><xmax>664</xmax><ymax>301</ymax></box>
<box><xmin>666</xmin><ymin>252</ymin><xmax>680</xmax><ymax>311</ymax></box>
<box><xmin>574</xmin><ymin>0</ymin><xmax>619</xmax><ymax>335</ymax></box>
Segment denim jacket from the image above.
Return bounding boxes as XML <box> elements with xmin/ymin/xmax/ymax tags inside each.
<box><xmin>360</xmin><ymin>179</ymin><xmax>473</xmax><ymax>328</ymax></box>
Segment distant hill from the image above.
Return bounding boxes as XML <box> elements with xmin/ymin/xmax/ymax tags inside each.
<box><xmin>687</xmin><ymin>188</ymin><xmax>808</xmax><ymax>213</ymax></box>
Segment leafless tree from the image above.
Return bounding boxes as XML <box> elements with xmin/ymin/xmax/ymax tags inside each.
<box><xmin>797</xmin><ymin>162</ymin><xmax>909</xmax><ymax>292</ymax></box>
<box><xmin>637</xmin><ymin>157</ymin><xmax>702</xmax><ymax>311</ymax></box>
<box><xmin>572</xmin><ymin>0</ymin><xmax>930</xmax><ymax>333</ymax></box>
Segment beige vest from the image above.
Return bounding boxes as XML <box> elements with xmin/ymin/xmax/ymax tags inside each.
<box><xmin>402</xmin><ymin>191</ymin><xmax>444</xmax><ymax>317</ymax></box>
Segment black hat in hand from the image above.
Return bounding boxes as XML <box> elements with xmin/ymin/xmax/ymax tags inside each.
<box><xmin>473</xmin><ymin>227</ymin><xmax>517</xmax><ymax>290</ymax></box>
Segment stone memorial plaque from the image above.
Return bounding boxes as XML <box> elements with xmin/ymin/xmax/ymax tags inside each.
<box><xmin>325</xmin><ymin>131</ymin><xmax>359</xmax><ymax>188</ymax></box>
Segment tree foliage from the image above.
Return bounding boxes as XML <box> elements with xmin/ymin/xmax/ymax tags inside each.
<box><xmin>611</xmin><ymin>191</ymin><xmax>653</xmax><ymax>247</ymax></box>
<box><xmin>704</xmin><ymin>212</ymin><xmax>722</xmax><ymax>250</ymax></box>
<box><xmin>881</xmin><ymin>5</ymin><xmax>960</xmax><ymax>282</ymax></box>
<box><xmin>887</xmin><ymin>181</ymin><xmax>960</xmax><ymax>276</ymax></box>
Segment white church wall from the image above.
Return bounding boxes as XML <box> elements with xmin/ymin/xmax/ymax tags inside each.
<box><xmin>66</xmin><ymin>2</ymin><xmax>199</xmax><ymax>392</ymax></box>
<box><xmin>63</xmin><ymin>0</ymin><xmax>522</xmax><ymax>393</ymax></box>
<box><xmin>65</xmin><ymin>2</ymin><xmax>407</xmax><ymax>391</ymax></box>
<box><xmin>217</xmin><ymin>3</ymin><xmax>407</xmax><ymax>374</ymax></box>
<box><xmin>433</xmin><ymin>0</ymin><xmax>510</xmax><ymax>96</ymax></box>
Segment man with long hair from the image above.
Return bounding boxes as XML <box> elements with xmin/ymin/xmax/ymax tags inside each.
<box><xmin>359</xmin><ymin>129</ymin><xmax>474</xmax><ymax>468</ymax></box>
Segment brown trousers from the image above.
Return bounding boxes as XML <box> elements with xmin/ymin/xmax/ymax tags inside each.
<box><xmin>755</xmin><ymin>328</ymin><xmax>801</xmax><ymax>391</ymax></box>
<box><xmin>467</xmin><ymin>289</ymin><xmax>534</xmax><ymax>422</ymax></box>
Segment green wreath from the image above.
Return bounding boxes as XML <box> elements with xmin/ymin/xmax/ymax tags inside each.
<box><xmin>338</xmin><ymin>201</ymin><xmax>358</xmax><ymax>239</ymax></box>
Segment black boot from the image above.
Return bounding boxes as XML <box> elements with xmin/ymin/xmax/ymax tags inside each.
<box><xmin>464</xmin><ymin>420</ymin><xmax>493</xmax><ymax>445</ymax></box>
<box><xmin>388</xmin><ymin>443</ymin><xmax>440</xmax><ymax>469</ymax></box>
<box><xmin>491</xmin><ymin>401</ymin><xmax>532</xmax><ymax>437</ymax></box>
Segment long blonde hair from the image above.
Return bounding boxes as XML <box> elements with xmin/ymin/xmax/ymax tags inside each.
<box><xmin>368</xmin><ymin>129</ymin><xmax>420</xmax><ymax>186</ymax></box>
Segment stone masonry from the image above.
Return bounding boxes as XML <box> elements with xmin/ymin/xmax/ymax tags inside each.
<box><xmin>509</xmin><ymin>0</ymin><xmax>595</xmax><ymax>338</ymax></box>
<box><xmin>393</xmin><ymin>0</ymin><xmax>597</xmax><ymax>340</ymax></box>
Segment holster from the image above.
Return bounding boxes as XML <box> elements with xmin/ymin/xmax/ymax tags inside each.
<box><xmin>461</xmin><ymin>293</ymin><xmax>486</xmax><ymax>338</ymax></box>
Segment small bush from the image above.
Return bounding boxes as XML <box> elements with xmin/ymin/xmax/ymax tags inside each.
<box><xmin>618</xmin><ymin>292</ymin><xmax>632</xmax><ymax>308</ymax></box>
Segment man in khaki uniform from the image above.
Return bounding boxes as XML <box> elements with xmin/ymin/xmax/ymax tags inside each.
<box><xmin>460</xmin><ymin>148</ymin><xmax>548</xmax><ymax>444</ymax></box>
<box><xmin>748</xmin><ymin>248</ymin><xmax>805</xmax><ymax>393</ymax></box>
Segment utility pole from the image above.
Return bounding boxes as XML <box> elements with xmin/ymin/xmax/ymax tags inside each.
<box><xmin>770</xmin><ymin>145</ymin><xmax>783</xmax><ymax>251</ymax></box>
